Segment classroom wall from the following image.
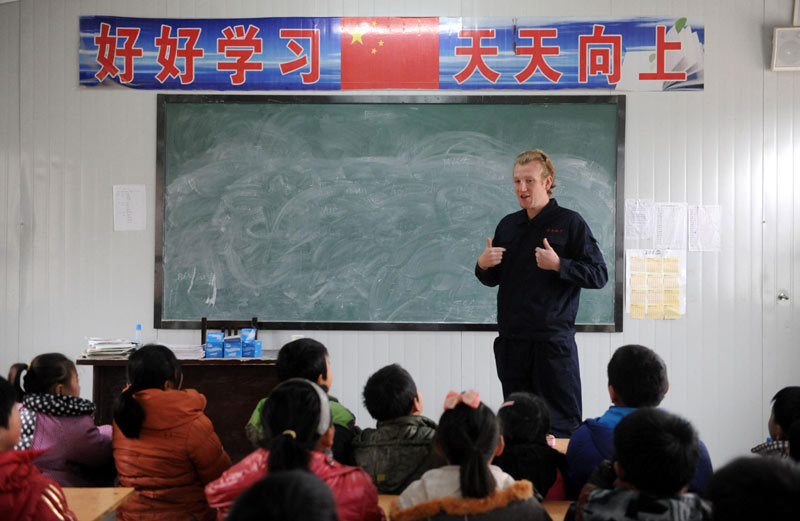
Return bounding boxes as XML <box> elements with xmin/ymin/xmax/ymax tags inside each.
<box><xmin>2</xmin><ymin>0</ymin><xmax>799</xmax><ymax>469</ymax></box>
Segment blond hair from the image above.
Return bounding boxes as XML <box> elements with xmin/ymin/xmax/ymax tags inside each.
<box><xmin>515</xmin><ymin>150</ymin><xmax>555</xmax><ymax>196</ymax></box>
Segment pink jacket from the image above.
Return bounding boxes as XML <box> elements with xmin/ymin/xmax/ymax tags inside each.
<box><xmin>205</xmin><ymin>449</ymin><xmax>385</xmax><ymax>521</ymax></box>
<box><xmin>17</xmin><ymin>403</ymin><xmax>113</xmax><ymax>487</ymax></box>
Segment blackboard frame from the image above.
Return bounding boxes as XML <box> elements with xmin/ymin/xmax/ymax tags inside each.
<box><xmin>154</xmin><ymin>94</ymin><xmax>625</xmax><ymax>332</ymax></box>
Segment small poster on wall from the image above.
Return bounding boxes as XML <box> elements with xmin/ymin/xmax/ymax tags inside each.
<box><xmin>626</xmin><ymin>249</ymin><xmax>686</xmax><ymax>320</ymax></box>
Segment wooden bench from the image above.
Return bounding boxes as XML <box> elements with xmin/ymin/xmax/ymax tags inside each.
<box><xmin>62</xmin><ymin>487</ymin><xmax>134</xmax><ymax>521</ymax></box>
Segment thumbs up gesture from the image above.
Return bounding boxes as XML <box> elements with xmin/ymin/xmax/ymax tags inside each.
<box><xmin>477</xmin><ymin>238</ymin><xmax>506</xmax><ymax>270</ymax></box>
<box><xmin>535</xmin><ymin>238</ymin><xmax>561</xmax><ymax>272</ymax></box>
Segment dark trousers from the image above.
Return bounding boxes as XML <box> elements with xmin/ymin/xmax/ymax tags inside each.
<box><xmin>493</xmin><ymin>335</ymin><xmax>582</xmax><ymax>437</ymax></box>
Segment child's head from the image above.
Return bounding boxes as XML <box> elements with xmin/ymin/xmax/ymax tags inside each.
<box><xmin>226</xmin><ymin>470</ymin><xmax>338</xmax><ymax>521</ymax></box>
<box><xmin>768</xmin><ymin>386</ymin><xmax>800</xmax><ymax>441</ymax></box>
<box><xmin>276</xmin><ymin>338</ymin><xmax>332</xmax><ymax>391</ymax></box>
<box><xmin>706</xmin><ymin>456</ymin><xmax>800</xmax><ymax>521</ymax></box>
<box><xmin>497</xmin><ymin>392</ymin><xmax>551</xmax><ymax>444</ymax></box>
<box><xmin>613</xmin><ymin>407</ymin><xmax>699</xmax><ymax>497</ymax></box>
<box><xmin>8</xmin><ymin>353</ymin><xmax>79</xmax><ymax>401</ymax></box>
<box><xmin>0</xmin><ymin>376</ymin><xmax>21</xmax><ymax>451</ymax></box>
<box><xmin>362</xmin><ymin>363</ymin><xmax>421</xmax><ymax>421</ymax></box>
<box><xmin>436</xmin><ymin>390</ymin><xmax>502</xmax><ymax>499</ymax></box>
<box><xmin>113</xmin><ymin>344</ymin><xmax>183</xmax><ymax>439</ymax></box>
<box><xmin>607</xmin><ymin>344</ymin><xmax>668</xmax><ymax>407</ymax></box>
<box><xmin>262</xmin><ymin>378</ymin><xmax>333</xmax><ymax>473</ymax></box>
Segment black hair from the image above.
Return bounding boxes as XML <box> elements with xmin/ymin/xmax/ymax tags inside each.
<box><xmin>706</xmin><ymin>456</ymin><xmax>800</xmax><ymax>520</ymax></box>
<box><xmin>362</xmin><ymin>363</ymin><xmax>417</xmax><ymax>421</ymax></box>
<box><xmin>226</xmin><ymin>470</ymin><xmax>338</xmax><ymax>521</ymax></box>
<box><xmin>262</xmin><ymin>379</ymin><xmax>330</xmax><ymax>473</ymax></box>
<box><xmin>497</xmin><ymin>392</ymin><xmax>550</xmax><ymax>444</ymax></box>
<box><xmin>8</xmin><ymin>353</ymin><xmax>76</xmax><ymax>402</ymax></box>
<box><xmin>607</xmin><ymin>344</ymin><xmax>668</xmax><ymax>407</ymax></box>
<box><xmin>276</xmin><ymin>338</ymin><xmax>329</xmax><ymax>390</ymax></box>
<box><xmin>113</xmin><ymin>344</ymin><xmax>183</xmax><ymax>439</ymax></box>
<box><xmin>771</xmin><ymin>386</ymin><xmax>800</xmax><ymax>438</ymax></box>
<box><xmin>0</xmin><ymin>376</ymin><xmax>15</xmax><ymax>429</ymax></box>
<box><xmin>790</xmin><ymin>420</ymin><xmax>800</xmax><ymax>462</ymax></box>
<box><xmin>613</xmin><ymin>408</ymin><xmax>699</xmax><ymax>496</ymax></box>
<box><xmin>436</xmin><ymin>400</ymin><xmax>499</xmax><ymax>498</ymax></box>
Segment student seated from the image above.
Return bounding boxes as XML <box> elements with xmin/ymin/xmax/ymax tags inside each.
<box><xmin>0</xmin><ymin>375</ymin><xmax>77</xmax><ymax>521</ymax></box>
<box><xmin>226</xmin><ymin>470</ymin><xmax>338</xmax><ymax>521</ymax></box>
<box><xmin>705</xmin><ymin>456</ymin><xmax>800</xmax><ymax>520</ymax></box>
<box><xmin>353</xmin><ymin>363</ymin><xmax>445</xmax><ymax>494</ymax></box>
<box><xmin>113</xmin><ymin>345</ymin><xmax>231</xmax><ymax>521</ymax></box>
<box><xmin>567</xmin><ymin>408</ymin><xmax>712</xmax><ymax>521</ymax></box>
<box><xmin>246</xmin><ymin>338</ymin><xmax>359</xmax><ymax>464</ymax></box>
<box><xmin>206</xmin><ymin>378</ymin><xmax>384</xmax><ymax>521</ymax></box>
<box><xmin>565</xmin><ymin>344</ymin><xmax>712</xmax><ymax>497</ymax></box>
<box><xmin>8</xmin><ymin>353</ymin><xmax>114</xmax><ymax>487</ymax></box>
<box><xmin>750</xmin><ymin>385</ymin><xmax>800</xmax><ymax>459</ymax></box>
<box><xmin>392</xmin><ymin>390</ymin><xmax>550</xmax><ymax>521</ymax></box>
<box><xmin>493</xmin><ymin>391</ymin><xmax>566</xmax><ymax>499</ymax></box>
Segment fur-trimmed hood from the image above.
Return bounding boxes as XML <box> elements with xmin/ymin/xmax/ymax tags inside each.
<box><xmin>391</xmin><ymin>480</ymin><xmax>551</xmax><ymax>521</ymax></box>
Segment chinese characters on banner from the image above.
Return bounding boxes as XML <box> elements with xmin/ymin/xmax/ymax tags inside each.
<box><xmin>79</xmin><ymin>16</ymin><xmax>704</xmax><ymax>91</ymax></box>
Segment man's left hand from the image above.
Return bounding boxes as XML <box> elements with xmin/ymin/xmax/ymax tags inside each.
<box><xmin>535</xmin><ymin>238</ymin><xmax>561</xmax><ymax>272</ymax></box>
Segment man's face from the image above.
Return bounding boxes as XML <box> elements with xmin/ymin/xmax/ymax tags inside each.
<box><xmin>513</xmin><ymin>161</ymin><xmax>552</xmax><ymax>215</ymax></box>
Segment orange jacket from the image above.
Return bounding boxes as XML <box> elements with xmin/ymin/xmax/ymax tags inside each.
<box><xmin>112</xmin><ymin>388</ymin><xmax>232</xmax><ymax>521</ymax></box>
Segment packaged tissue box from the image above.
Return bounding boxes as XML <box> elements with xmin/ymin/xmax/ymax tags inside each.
<box><xmin>223</xmin><ymin>336</ymin><xmax>242</xmax><ymax>358</ymax></box>
<box><xmin>205</xmin><ymin>332</ymin><xmax>224</xmax><ymax>359</ymax></box>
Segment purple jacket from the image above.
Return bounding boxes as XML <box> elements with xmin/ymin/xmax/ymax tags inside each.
<box><xmin>16</xmin><ymin>394</ymin><xmax>114</xmax><ymax>487</ymax></box>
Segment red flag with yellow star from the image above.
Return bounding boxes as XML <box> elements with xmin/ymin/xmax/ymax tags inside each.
<box><xmin>340</xmin><ymin>17</ymin><xmax>439</xmax><ymax>89</ymax></box>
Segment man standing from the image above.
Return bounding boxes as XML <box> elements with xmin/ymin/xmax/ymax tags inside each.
<box><xmin>475</xmin><ymin>150</ymin><xmax>607</xmax><ymax>436</ymax></box>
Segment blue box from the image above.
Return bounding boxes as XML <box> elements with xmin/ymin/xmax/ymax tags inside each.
<box><xmin>241</xmin><ymin>328</ymin><xmax>256</xmax><ymax>344</ymax></box>
<box><xmin>223</xmin><ymin>336</ymin><xmax>242</xmax><ymax>358</ymax></box>
<box><xmin>205</xmin><ymin>332</ymin><xmax>224</xmax><ymax>359</ymax></box>
<box><xmin>243</xmin><ymin>339</ymin><xmax>262</xmax><ymax>358</ymax></box>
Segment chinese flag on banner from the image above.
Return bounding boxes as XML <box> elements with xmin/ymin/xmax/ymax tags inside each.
<box><xmin>341</xmin><ymin>17</ymin><xmax>439</xmax><ymax>89</ymax></box>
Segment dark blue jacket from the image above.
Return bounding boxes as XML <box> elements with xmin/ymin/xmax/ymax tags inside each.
<box><xmin>475</xmin><ymin>199</ymin><xmax>607</xmax><ymax>340</ymax></box>
<box><xmin>564</xmin><ymin>406</ymin><xmax>714</xmax><ymax>498</ymax></box>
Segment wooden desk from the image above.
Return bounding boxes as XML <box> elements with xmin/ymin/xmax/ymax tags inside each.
<box><xmin>379</xmin><ymin>494</ymin><xmax>398</xmax><ymax>516</ymax></box>
<box><xmin>543</xmin><ymin>500</ymin><xmax>572</xmax><ymax>521</ymax></box>
<box><xmin>77</xmin><ymin>357</ymin><xmax>279</xmax><ymax>462</ymax></box>
<box><xmin>379</xmin><ymin>495</ymin><xmax>571</xmax><ymax>521</ymax></box>
<box><xmin>63</xmin><ymin>487</ymin><xmax>134</xmax><ymax>521</ymax></box>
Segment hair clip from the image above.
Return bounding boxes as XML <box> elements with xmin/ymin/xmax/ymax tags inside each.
<box><xmin>499</xmin><ymin>400</ymin><xmax>515</xmax><ymax>409</ymax></box>
<box><xmin>27</xmin><ymin>363</ymin><xmax>31</xmax><ymax>371</ymax></box>
<box><xmin>282</xmin><ymin>429</ymin><xmax>297</xmax><ymax>439</ymax></box>
<box><xmin>444</xmin><ymin>390</ymin><xmax>481</xmax><ymax>410</ymax></box>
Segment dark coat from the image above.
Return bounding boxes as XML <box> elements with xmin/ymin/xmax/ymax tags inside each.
<box><xmin>353</xmin><ymin>415</ymin><xmax>446</xmax><ymax>494</ymax></box>
<box><xmin>494</xmin><ymin>441</ymin><xmax>566</xmax><ymax>498</ymax></box>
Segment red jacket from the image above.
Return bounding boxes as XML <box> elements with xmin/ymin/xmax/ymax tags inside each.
<box><xmin>0</xmin><ymin>450</ymin><xmax>77</xmax><ymax>521</ymax></box>
<box><xmin>112</xmin><ymin>388</ymin><xmax>232</xmax><ymax>521</ymax></box>
<box><xmin>205</xmin><ymin>449</ymin><xmax>385</xmax><ymax>521</ymax></box>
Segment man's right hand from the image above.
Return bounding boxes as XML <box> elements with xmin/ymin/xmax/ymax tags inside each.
<box><xmin>477</xmin><ymin>238</ymin><xmax>506</xmax><ymax>270</ymax></box>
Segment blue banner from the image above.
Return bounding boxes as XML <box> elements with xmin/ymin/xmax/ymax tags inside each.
<box><xmin>79</xmin><ymin>16</ymin><xmax>704</xmax><ymax>91</ymax></box>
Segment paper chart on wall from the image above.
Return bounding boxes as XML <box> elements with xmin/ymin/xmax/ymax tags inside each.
<box><xmin>113</xmin><ymin>185</ymin><xmax>147</xmax><ymax>231</ymax></box>
<box><xmin>626</xmin><ymin>249</ymin><xmax>686</xmax><ymax>320</ymax></box>
<box><xmin>654</xmin><ymin>203</ymin><xmax>687</xmax><ymax>249</ymax></box>
<box><xmin>625</xmin><ymin>199</ymin><xmax>654</xmax><ymax>239</ymax></box>
<box><xmin>688</xmin><ymin>205</ymin><xmax>721</xmax><ymax>251</ymax></box>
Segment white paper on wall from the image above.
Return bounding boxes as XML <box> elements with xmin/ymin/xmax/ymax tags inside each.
<box><xmin>113</xmin><ymin>185</ymin><xmax>147</xmax><ymax>231</ymax></box>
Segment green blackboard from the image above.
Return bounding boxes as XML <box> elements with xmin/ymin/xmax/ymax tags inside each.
<box><xmin>155</xmin><ymin>95</ymin><xmax>624</xmax><ymax>331</ymax></box>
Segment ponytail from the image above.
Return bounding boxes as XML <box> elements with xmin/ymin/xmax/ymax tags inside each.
<box><xmin>7</xmin><ymin>363</ymin><xmax>27</xmax><ymax>402</ymax></box>
<box><xmin>263</xmin><ymin>379</ymin><xmax>331</xmax><ymax>473</ymax></box>
<box><xmin>113</xmin><ymin>344</ymin><xmax>182</xmax><ymax>439</ymax></box>
<box><xmin>436</xmin><ymin>397</ymin><xmax>500</xmax><ymax>499</ymax></box>
<box><xmin>114</xmin><ymin>386</ymin><xmax>146</xmax><ymax>439</ymax></box>
<box><xmin>460</xmin><ymin>444</ymin><xmax>496</xmax><ymax>499</ymax></box>
<box><xmin>267</xmin><ymin>430</ymin><xmax>311</xmax><ymax>472</ymax></box>
<box><xmin>7</xmin><ymin>354</ymin><xmax>75</xmax><ymax>402</ymax></box>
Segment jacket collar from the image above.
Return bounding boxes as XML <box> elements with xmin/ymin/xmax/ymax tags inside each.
<box><xmin>391</xmin><ymin>480</ymin><xmax>534</xmax><ymax>521</ymax></box>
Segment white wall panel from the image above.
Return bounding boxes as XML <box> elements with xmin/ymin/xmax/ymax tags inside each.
<box><xmin>3</xmin><ymin>0</ymin><xmax>800</xmax><ymax>469</ymax></box>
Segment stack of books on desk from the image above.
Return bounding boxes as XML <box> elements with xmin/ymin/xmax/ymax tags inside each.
<box><xmin>82</xmin><ymin>339</ymin><xmax>137</xmax><ymax>358</ymax></box>
<box><xmin>163</xmin><ymin>344</ymin><xmax>205</xmax><ymax>360</ymax></box>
